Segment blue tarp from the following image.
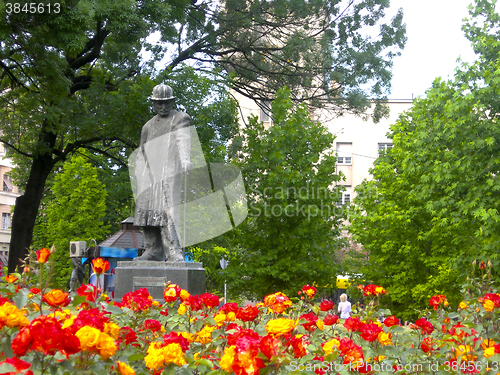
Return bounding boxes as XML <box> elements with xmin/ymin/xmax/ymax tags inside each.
<box><xmin>99</xmin><ymin>247</ymin><xmax>138</xmax><ymax>259</ymax></box>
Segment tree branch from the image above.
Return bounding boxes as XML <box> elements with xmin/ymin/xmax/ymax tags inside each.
<box><xmin>0</xmin><ymin>139</ymin><xmax>33</xmax><ymax>159</ymax></box>
<box><xmin>67</xmin><ymin>22</ymin><xmax>110</xmax><ymax>71</ymax></box>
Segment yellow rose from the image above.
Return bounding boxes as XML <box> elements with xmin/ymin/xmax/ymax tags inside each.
<box><xmin>76</xmin><ymin>326</ymin><xmax>101</xmax><ymax>351</ymax></box>
<box><xmin>323</xmin><ymin>338</ymin><xmax>340</xmax><ymax>355</ymax></box>
<box><xmin>162</xmin><ymin>343</ymin><xmax>186</xmax><ymax>366</ymax></box>
<box><xmin>145</xmin><ymin>346</ymin><xmax>165</xmax><ymax>370</ymax></box>
<box><xmin>481</xmin><ymin>339</ymin><xmax>495</xmax><ymax>350</ymax></box>
<box><xmin>117</xmin><ymin>361</ymin><xmax>136</xmax><ymax>375</ymax></box>
<box><xmin>316</xmin><ymin>319</ymin><xmax>324</xmax><ymax>331</ymax></box>
<box><xmin>0</xmin><ymin>302</ymin><xmax>29</xmax><ymax>328</ymax></box>
<box><xmin>483</xmin><ymin>299</ymin><xmax>495</xmax><ymax>312</ymax></box>
<box><xmin>214</xmin><ymin>313</ymin><xmax>226</xmax><ymax>326</ymax></box>
<box><xmin>484</xmin><ymin>347</ymin><xmax>495</xmax><ymax>358</ymax></box>
<box><xmin>220</xmin><ymin>345</ymin><xmax>236</xmax><ymax>372</ymax></box>
<box><xmin>226</xmin><ymin>312</ymin><xmax>236</xmax><ymax>321</ymax></box>
<box><xmin>104</xmin><ymin>322</ymin><xmax>121</xmax><ymax>339</ymax></box>
<box><xmin>180</xmin><ymin>289</ymin><xmax>190</xmax><ymax>301</ymax></box>
<box><xmin>455</xmin><ymin>345</ymin><xmax>476</xmax><ymax>362</ymax></box>
<box><xmin>97</xmin><ymin>332</ymin><xmax>117</xmax><ymax>359</ymax></box>
<box><xmin>195</xmin><ymin>326</ymin><xmax>217</xmax><ymax>344</ymax></box>
<box><xmin>62</xmin><ymin>315</ymin><xmax>76</xmax><ymax>329</ymax></box>
<box><xmin>178</xmin><ymin>304</ymin><xmax>187</xmax><ymax>315</ymax></box>
<box><xmin>265</xmin><ymin>318</ymin><xmax>296</xmax><ymax>336</ymax></box>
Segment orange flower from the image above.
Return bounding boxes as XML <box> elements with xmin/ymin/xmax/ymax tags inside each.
<box><xmin>36</xmin><ymin>247</ymin><xmax>51</xmax><ymax>264</ymax></box>
<box><xmin>459</xmin><ymin>301</ymin><xmax>469</xmax><ymax>310</ymax></box>
<box><xmin>43</xmin><ymin>289</ymin><xmax>70</xmax><ymax>308</ymax></box>
<box><xmin>377</xmin><ymin>331</ymin><xmax>393</xmax><ymax>346</ymax></box>
<box><xmin>92</xmin><ymin>258</ymin><xmax>110</xmax><ymax>275</ymax></box>
<box><xmin>116</xmin><ymin>361</ymin><xmax>135</xmax><ymax>375</ymax></box>
<box><xmin>5</xmin><ymin>274</ymin><xmax>18</xmax><ymax>283</ymax></box>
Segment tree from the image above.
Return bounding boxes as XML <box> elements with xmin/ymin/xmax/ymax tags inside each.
<box><xmin>0</xmin><ymin>0</ymin><xmax>404</xmax><ymax>272</ymax></box>
<box><xmin>223</xmin><ymin>87</ymin><xmax>345</xmax><ymax>300</ymax></box>
<box><xmin>348</xmin><ymin>0</ymin><xmax>500</xmax><ymax>319</ymax></box>
<box><xmin>44</xmin><ymin>151</ymin><xmax>108</xmax><ymax>288</ymax></box>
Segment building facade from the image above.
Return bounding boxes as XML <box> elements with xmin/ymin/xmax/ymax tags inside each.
<box><xmin>324</xmin><ymin>100</ymin><xmax>413</xmax><ymax>203</ymax></box>
<box><xmin>0</xmin><ymin>143</ymin><xmax>20</xmax><ymax>266</ymax></box>
<box><xmin>235</xmin><ymin>96</ymin><xmax>414</xmax><ymax>200</ymax></box>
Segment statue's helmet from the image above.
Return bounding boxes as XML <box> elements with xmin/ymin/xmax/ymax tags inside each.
<box><xmin>149</xmin><ymin>84</ymin><xmax>176</xmax><ymax>101</ymax></box>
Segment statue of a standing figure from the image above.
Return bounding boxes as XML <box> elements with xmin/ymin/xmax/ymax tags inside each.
<box><xmin>133</xmin><ymin>84</ymin><xmax>192</xmax><ymax>261</ymax></box>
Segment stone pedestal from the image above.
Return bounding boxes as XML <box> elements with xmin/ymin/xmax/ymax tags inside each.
<box><xmin>114</xmin><ymin>261</ymin><xmax>205</xmax><ymax>301</ymax></box>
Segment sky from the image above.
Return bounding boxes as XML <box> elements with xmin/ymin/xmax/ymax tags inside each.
<box><xmin>386</xmin><ymin>0</ymin><xmax>478</xmax><ymax>100</ymax></box>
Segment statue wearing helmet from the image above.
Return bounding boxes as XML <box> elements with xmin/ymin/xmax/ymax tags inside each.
<box><xmin>132</xmin><ymin>84</ymin><xmax>192</xmax><ymax>261</ymax></box>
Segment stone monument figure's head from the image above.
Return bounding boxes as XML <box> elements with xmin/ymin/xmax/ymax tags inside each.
<box><xmin>150</xmin><ymin>84</ymin><xmax>176</xmax><ymax>117</ymax></box>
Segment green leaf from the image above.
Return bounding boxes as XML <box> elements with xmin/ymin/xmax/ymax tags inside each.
<box><xmin>104</xmin><ymin>304</ymin><xmax>124</xmax><ymax>315</ymax></box>
<box><xmin>0</xmin><ymin>363</ymin><xmax>16</xmax><ymax>373</ymax></box>
<box><xmin>128</xmin><ymin>353</ymin><xmax>145</xmax><ymax>362</ymax></box>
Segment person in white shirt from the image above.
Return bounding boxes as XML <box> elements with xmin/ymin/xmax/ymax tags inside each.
<box><xmin>338</xmin><ymin>293</ymin><xmax>352</xmax><ymax>319</ymax></box>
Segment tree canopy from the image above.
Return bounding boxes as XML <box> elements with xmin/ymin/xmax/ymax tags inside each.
<box><xmin>45</xmin><ymin>151</ymin><xmax>108</xmax><ymax>288</ymax></box>
<box><xmin>348</xmin><ymin>0</ymin><xmax>500</xmax><ymax>319</ymax></box>
<box><xmin>0</xmin><ymin>0</ymin><xmax>405</xmax><ymax>271</ymax></box>
<box><xmin>223</xmin><ymin>87</ymin><xmax>345</xmax><ymax>300</ymax></box>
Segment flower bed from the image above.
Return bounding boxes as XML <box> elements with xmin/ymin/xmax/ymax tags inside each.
<box><xmin>1</xmin><ymin>255</ymin><xmax>500</xmax><ymax>374</ymax></box>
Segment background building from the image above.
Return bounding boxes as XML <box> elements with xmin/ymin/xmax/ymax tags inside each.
<box><xmin>235</xmin><ymin>96</ymin><xmax>414</xmax><ymax>200</ymax></box>
<box><xmin>0</xmin><ymin>143</ymin><xmax>20</xmax><ymax>267</ymax></box>
<box><xmin>325</xmin><ymin>100</ymin><xmax>413</xmax><ymax>204</ymax></box>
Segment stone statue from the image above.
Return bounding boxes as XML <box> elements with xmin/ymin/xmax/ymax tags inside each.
<box><xmin>133</xmin><ymin>84</ymin><xmax>192</xmax><ymax>261</ymax></box>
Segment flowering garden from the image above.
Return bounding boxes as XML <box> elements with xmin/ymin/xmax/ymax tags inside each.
<box><xmin>0</xmin><ymin>250</ymin><xmax>499</xmax><ymax>374</ymax></box>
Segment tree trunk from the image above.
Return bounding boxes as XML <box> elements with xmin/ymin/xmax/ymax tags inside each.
<box><xmin>8</xmin><ymin>152</ymin><xmax>54</xmax><ymax>273</ymax></box>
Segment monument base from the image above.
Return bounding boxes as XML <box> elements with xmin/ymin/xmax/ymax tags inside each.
<box><xmin>114</xmin><ymin>261</ymin><xmax>206</xmax><ymax>301</ymax></box>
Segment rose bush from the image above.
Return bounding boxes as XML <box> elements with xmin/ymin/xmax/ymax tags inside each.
<box><xmin>0</xmin><ymin>255</ymin><xmax>499</xmax><ymax>374</ymax></box>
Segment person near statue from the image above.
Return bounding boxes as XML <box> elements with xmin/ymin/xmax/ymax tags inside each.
<box><xmin>133</xmin><ymin>84</ymin><xmax>192</xmax><ymax>261</ymax></box>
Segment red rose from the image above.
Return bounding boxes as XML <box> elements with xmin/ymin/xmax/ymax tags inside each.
<box><xmin>360</xmin><ymin>323</ymin><xmax>382</xmax><ymax>342</ymax></box>
<box><xmin>200</xmin><ymin>292</ymin><xmax>220</xmax><ymax>309</ymax></box>
<box><xmin>414</xmin><ymin>318</ymin><xmax>434</xmax><ymax>335</ymax></box>
<box><xmin>383</xmin><ymin>315</ymin><xmax>399</xmax><ymax>327</ymax></box>
<box><xmin>144</xmin><ymin>319</ymin><xmax>162</xmax><ymax>332</ymax></box>
<box><xmin>260</xmin><ymin>334</ymin><xmax>279</xmax><ymax>359</ymax></box>
<box><xmin>323</xmin><ymin>314</ymin><xmax>339</xmax><ymax>326</ymax></box>
<box><xmin>319</xmin><ymin>300</ymin><xmax>335</xmax><ymax>311</ymax></box>
<box><xmin>236</xmin><ymin>305</ymin><xmax>259</xmax><ymax>322</ymax></box>
<box><xmin>163</xmin><ymin>331</ymin><xmax>190</xmax><ymax>352</ymax></box>
<box><xmin>344</xmin><ymin>316</ymin><xmax>362</xmax><ymax>332</ymax></box>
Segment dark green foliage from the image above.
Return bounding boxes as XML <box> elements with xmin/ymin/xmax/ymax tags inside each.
<box><xmin>348</xmin><ymin>0</ymin><xmax>500</xmax><ymax>320</ymax></box>
<box><xmin>224</xmin><ymin>87</ymin><xmax>345</xmax><ymax>300</ymax></box>
<box><xmin>45</xmin><ymin>151</ymin><xmax>108</xmax><ymax>288</ymax></box>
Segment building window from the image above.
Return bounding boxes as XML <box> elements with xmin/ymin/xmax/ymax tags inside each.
<box><xmin>339</xmin><ymin>192</ymin><xmax>351</xmax><ymax>205</ymax></box>
<box><xmin>336</xmin><ymin>188</ymin><xmax>351</xmax><ymax>206</ymax></box>
<box><xmin>2</xmin><ymin>213</ymin><xmax>10</xmax><ymax>230</ymax></box>
<box><xmin>336</xmin><ymin>142</ymin><xmax>352</xmax><ymax>165</ymax></box>
<box><xmin>3</xmin><ymin>175</ymin><xmax>13</xmax><ymax>193</ymax></box>
<box><xmin>260</xmin><ymin>101</ymin><xmax>271</xmax><ymax>123</ymax></box>
<box><xmin>378</xmin><ymin>143</ymin><xmax>393</xmax><ymax>152</ymax></box>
